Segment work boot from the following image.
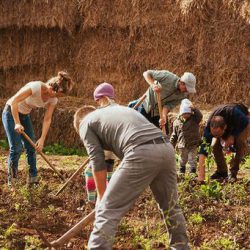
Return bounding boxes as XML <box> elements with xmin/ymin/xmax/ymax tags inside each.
<box><xmin>210</xmin><ymin>171</ymin><xmax>228</xmax><ymax>180</ymax></box>
<box><xmin>27</xmin><ymin>176</ymin><xmax>39</xmax><ymax>186</ymax></box>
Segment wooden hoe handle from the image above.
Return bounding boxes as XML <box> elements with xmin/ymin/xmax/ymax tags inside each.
<box><xmin>55</xmin><ymin>158</ymin><xmax>90</xmax><ymax>196</ymax></box>
<box><xmin>21</xmin><ymin>131</ymin><xmax>65</xmax><ymax>181</ymax></box>
<box><xmin>156</xmin><ymin>93</ymin><xmax>166</xmax><ymax>135</ymax></box>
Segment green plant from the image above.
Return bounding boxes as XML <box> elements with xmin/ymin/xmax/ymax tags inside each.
<box><xmin>189</xmin><ymin>213</ymin><xmax>204</xmax><ymax>225</ymax></box>
<box><xmin>241</xmin><ymin>155</ymin><xmax>250</xmax><ymax>169</ymax></box>
<box><xmin>24</xmin><ymin>235</ymin><xmax>42</xmax><ymax>249</ymax></box>
<box><xmin>221</xmin><ymin>181</ymin><xmax>248</xmax><ymax>205</ymax></box>
<box><xmin>43</xmin><ymin>143</ymin><xmax>87</xmax><ymax>156</ymax></box>
<box><xmin>0</xmin><ymin>139</ymin><xmax>9</xmax><ymax>150</ymax></box>
<box><xmin>203</xmin><ymin>139</ymin><xmax>215</xmax><ymax>184</ymax></box>
<box><xmin>201</xmin><ymin>237</ymin><xmax>240</xmax><ymax>250</ymax></box>
<box><xmin>3</xmin><ymin>223</ymin><xmax>17</xmax><ymax>239</ymax></box>
<box><xmin>200</xmin><ymin>181</ymin><xmax>222</xmax><ymax>199</ymax></box>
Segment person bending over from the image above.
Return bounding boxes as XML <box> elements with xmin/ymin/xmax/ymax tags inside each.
<box><xmin>73</xmin><ymin>96</ymin><xmax>189</xmax><ymax>249</ymax></box>
<box><xmin>2</xmin><ymin>71</ymin><xmax>73</xmax><ymax>186</ymax></box>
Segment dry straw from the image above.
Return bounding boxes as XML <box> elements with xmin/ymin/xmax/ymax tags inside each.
<box><xmin>0</xmin><ymin>0</ymin><xmax>249</xmax><ymax>146</ymax></box>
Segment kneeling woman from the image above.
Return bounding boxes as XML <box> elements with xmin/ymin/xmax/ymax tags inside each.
<box><xmin>2</xmin><ymin>71</ymin><xmax>73</xmax><ymax>186</ymax></box>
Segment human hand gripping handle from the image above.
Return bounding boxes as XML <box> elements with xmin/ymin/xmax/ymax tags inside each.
<box><xmin>21</xmin><ymin>131</ymin><xmax>65</xmax><ymax>181</ymax></box>
<box><xmin>14</xmin><ymin>123</ymin><xmax>24</xmax><ymax>134</ymax></box>
<box><xmin>154</xmin><ymin>81</ymin><xmax>166</xmax><ymax>135</ymax></box>
<box><xmin>36</xmin><ymin>138</ymin><xmax>45</xmax><ymax>152</ymax></box>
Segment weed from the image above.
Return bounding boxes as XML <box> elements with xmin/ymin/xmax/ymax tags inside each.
<box><xmin>221</xmin><ymin>181</ymin><xmax>248</xmax><ymax>205</ymax></box>
<box><xmin>24</xmin><ymin>235</ymin><xmax>42</xmax><ymax>249</ymax></box>
<box><xmin>200</xmin><ymin>181</ymin><xmax>222</xmax><ymax>199</ymax></box>
<box><xmin>189</xmin><ymin>213</ymin><xmax>204</xmax><ymax>225</ymax></box>
<box><xmin>44</xmin><ymin>143</ymin><xmax>87</xmax><ymax>156</ymax></box>
<box><xmin>0</xmin><ymin>139</ymin><xmax>9</xmax><ymax>150</ymax></box>
<box><xmin>201</xmin><ymin>236</ymin><xmax>240</xmax><ymax>250</ymax></box>
<box><xmin>241</xmin><ymin>155</ymin><xmax>250</xmax><ymax>169</ymax></box>
<box><xmin>3</xmin><ymin>223</ymin><xmax>17</xmax><ymax>239</ymax></box>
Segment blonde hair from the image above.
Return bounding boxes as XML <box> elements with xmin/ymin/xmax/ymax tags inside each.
<box><xmin>73</xmin><ymin>105</ymin><xmax>96</xmax><ymax>134</ymax></box>
<box><xmin>47</xmin><ymin>71</ymin><xmax>74</xmax><ymax>94</ymax></box>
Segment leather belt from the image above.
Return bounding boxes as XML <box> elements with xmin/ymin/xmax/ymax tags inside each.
<box><xmin>143</xmin><ymin>137</ymin><xmax>167</xmax><ymax>145</ymax></box>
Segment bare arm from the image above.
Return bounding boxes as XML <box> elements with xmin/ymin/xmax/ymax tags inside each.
<box><xmin>36</xmin><ymin>103</ymin><xmax>56</xmax><ymax>151</ymax></box>
<box><xmin>10</xmin><ymin>89</ymin><xmax>33</xmax><ymax>133</ymax></box>
<box><xmin>143</xmin><ymin>71</ymin><xmax>161</xmax><ymax>93</ymax></box>
<box><xmin>93</xmin><ymin>169</ymin><xmax>107</xmax><ymax>201</ymax></box>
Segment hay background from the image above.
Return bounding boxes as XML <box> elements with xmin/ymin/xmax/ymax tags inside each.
<box><xmin>0</xmin><ymin>0</ymin><xmax>249</xmax><ymax>147</ymax></box>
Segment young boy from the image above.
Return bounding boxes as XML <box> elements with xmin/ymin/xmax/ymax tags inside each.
<box><xmin>84</xmin><ymin>150</ymin><xmax>115</xmax><ymax>205</ymax></box>
<box><xmin>170</xmin><ymin>99</ymin><xmax>203</xmax><ymax>175</ymax></box>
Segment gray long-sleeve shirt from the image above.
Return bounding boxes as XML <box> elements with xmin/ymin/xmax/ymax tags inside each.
<box><xmin>79</xmin><ymin>104</ymin><xmax>164</xmax><ymax>171</ymax></box>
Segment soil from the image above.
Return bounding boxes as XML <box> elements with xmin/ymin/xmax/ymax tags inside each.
<box><xmin>0</xmin><ymin>150</ymin><xmax>249</xmax><ymax>249</ymax></box>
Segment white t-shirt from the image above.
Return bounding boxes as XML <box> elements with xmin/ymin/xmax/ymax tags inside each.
<box><xmin>7</xmin><ymin>81</ymin><xmax>58</xmax><ymax>114</ymax></box>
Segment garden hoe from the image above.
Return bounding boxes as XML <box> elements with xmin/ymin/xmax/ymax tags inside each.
<box><xmin>34</xmin><ymin>210</ymin><xmax>95</xmax><ymax>248</ymax></box>
<box><xmin>133</xmin><ymin>93</ymin><xmax>147</xmax><ymax>110</ymax></box>
<box><xmin>156</xmin><ymin>84</ymin><xmax>166</xmax><ymax>135</ymax></box>
<box><xmin>55</xmin><ymin>157</ymin><xmax>90</xmax><ymax>196</ymax></box>
<box><xmin>21</xmin><ymin>131</ymin><xmax>65</xmax><ymax>181</ymax></box>
<box><xmin>54</xmin><ymin>94</ymin><xmax>147</xmax><ymax>196</ymax></box>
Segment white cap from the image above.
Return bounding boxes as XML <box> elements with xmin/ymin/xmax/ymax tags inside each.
<box><xmin>181</xmin><ymin>98</ymin><xmax>193</xmax><ymax>106</ymax></box>
<box><xmin>180</xmin><ymin>72</ymin><xmax>196</xmax><ymax>93</ymax></box>
<box><xmin>180</xmin><ymin>99</ymin><xmax>192</xmax><ymax>115</ymax></box>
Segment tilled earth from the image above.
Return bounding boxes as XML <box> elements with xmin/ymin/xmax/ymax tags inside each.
<box><xmin>0</xmin><ymin>150</ymin><xmax>249</xmax><ymax>249</ymax></box>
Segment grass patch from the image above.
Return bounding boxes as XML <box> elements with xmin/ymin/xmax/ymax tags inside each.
<box><xmin>0</xmin><ymin>139</ymin><xmax>9</xmax><ymax>150</ymax></box>
<box><xmin>43</xmin><ymin>143</ymin><xmax>87</xmax><ymax>156</ymax></box>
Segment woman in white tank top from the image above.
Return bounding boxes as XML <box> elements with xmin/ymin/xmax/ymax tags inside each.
<box><xmin>2</xmin><ymin>71</ymin><xmax>73</xmax><ymax>186</ymax></box>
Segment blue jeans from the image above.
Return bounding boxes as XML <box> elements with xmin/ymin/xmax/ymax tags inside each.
<box><xmin>2</xmin><ymin>106</ymin><xmax>37</xmax><ymax>182</ymax></box>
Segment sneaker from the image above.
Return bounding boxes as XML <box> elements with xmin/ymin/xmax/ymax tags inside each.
<box><xmin>27</xmin><ymin>176</ymin><xmax>39</xmax><ymax>185</ymax></box>
<box><xmin>210</xmin><ymin>171</ymin><xmax>228</xmax><ymax>180</ymax></box>
<box><xmin>227</xmin><ymin>173</ymin><xmax>237</xmax><ymax>183</ymax></box>
<box><xmin>8</xmin><ymin>177</ymin><xmax>17</xmax><ymax>187</ymax></box>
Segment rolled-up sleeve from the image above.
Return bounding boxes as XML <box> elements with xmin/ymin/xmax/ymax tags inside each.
<box><xmin>148</xmin><ymin>70</ymin><xmax>169</xmax><ymax>82</ymax></box>
<box><xmin>80</xmin><ymin>121</ymin><xmax>105</xmax><ymax>171</ymax></box>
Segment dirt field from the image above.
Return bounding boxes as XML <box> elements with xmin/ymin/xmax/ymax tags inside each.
<box><xmin>0</xmin><ymin>149</ymin><xmax>249</xmax><ymax>249</ymax></box>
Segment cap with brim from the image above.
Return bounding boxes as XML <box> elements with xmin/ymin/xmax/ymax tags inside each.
<box><xmin>180</xmin><ymin>72</ymin><xmax>196</xmax><ymax>93</ymax></box>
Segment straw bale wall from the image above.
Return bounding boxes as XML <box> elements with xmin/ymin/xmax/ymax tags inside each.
<box><xmin>0</xmin><ymin>0</ymin><xmax>249</xmax><ymax>147</ymax></box>
<box><xmin>0</xmin><ymin>0</ymin><xmax>78</xmax><ymax>32</ymax></box>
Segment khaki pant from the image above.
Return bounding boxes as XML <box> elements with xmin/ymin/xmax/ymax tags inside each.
<box><xmin>213</xmin><ymin>122</ymin><xmax>250</xmax><ymax>176</ymax></box>
<box><xmin>88</xmin><ymin>143</ymin><xmax>189</xmax><ymax>250</ymax></box>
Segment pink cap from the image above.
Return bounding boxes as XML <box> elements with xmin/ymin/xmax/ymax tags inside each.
<box><xmin>94</xmin><ymin>82</ymin><xmax>114</xmax><ymax>101</ymax></box>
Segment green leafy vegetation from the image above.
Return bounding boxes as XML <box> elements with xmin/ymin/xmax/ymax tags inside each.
<box><xmin>201</xmin><ymin>237</ymin><xmax>240</xmax><ymax>250</ymax></box>
<box><xmin>43</xmin><ymin>143</ymin><xmax>87</xmax><ymax>156</ymax></box>
<box><xmin>0</xmin><ymin>139</ymin><xmax>9</xmax><ymax>150</ymax></box>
